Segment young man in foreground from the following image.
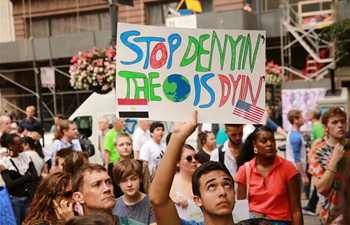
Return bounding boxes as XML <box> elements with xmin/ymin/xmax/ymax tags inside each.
<box><xmin>150</xmin><ymin>111</ymin><xmax>236</xmax><ymax>225</ymax></box>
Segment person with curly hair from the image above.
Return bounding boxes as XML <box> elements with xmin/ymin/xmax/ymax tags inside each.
<box><xmin>24</xmin><ymin>172</ymin><xmax>74</xmax><ymax>225</ymax></box>
<box><xmin>236</xmin><ymin>126</ymin><xmax>303</xmax><ymax>224</ymax></box>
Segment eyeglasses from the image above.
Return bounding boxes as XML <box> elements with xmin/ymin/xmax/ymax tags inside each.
<box><xmin>62</xmin><ymin>190</ymin><xmax>73</xmax><ymax>198</ymax></box>
<box><xmin>181</xmin><ymin>154</ymin><xmax>199</xmax><ymax>162</ymax></box>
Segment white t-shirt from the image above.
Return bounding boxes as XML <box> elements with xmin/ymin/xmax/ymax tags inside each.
<box><xmin>139</xmin><ymin>139</ymin><xmax>166</xmax><ymax>177</ymax></box>
<box><xmin>132</xmin><ymin>127</ymin><xmax>151</xmax><ymax>152</ymax></box>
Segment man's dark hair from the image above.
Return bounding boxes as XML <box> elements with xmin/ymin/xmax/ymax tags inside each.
<box><xmin>192</xmin><ymin>161</ymin><xmax>233</xmax><ymax>197</ymax></box>
<box><xmin>225</xmin><ymin>124</ymin><xmax>243</xmax><ymax>129</ymax></box>
<box><xmin>150</xmin><ymin>122</ymin><xmax>164</xmax><ymax>133</ymax></box>
<box><xmin>54</xmin><ymin>148</ymin><xmax>75</xmax><ymax>165</ymax></box>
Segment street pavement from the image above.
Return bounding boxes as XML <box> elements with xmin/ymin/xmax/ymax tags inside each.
<box><xmin>302</xmin><ymin>199</ymin><xmax>320</xmax><ymax>225</ymax></box>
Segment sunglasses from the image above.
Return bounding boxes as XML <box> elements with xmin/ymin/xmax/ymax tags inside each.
<box><xmin>182</xmin><ymin>154</ymin><xmax>199</xmax><ymax>162</ymax></box>
<box><xmin>62</xmin><ymin>190</ymin><xmax>73</xmax><ymax>198</ymax></box>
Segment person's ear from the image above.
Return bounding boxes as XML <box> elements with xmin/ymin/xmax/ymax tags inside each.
<box><xmin>193</xmin><ymin>195</ymin><xmax>203</xmax><ymax>207</ymax></box>
<box><xmin>72</xmin><ymin>192</ymin><xmax>85</xmax><ymax>204</ymax></box>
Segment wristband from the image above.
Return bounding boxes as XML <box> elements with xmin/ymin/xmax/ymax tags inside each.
<box><xmin>327</xmin><ymin>168</ymin><xmax>337</xmax><ymax>173</ymax></box>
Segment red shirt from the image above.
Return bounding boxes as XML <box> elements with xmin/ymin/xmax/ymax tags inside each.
<box><xmin>236</xmin><ymin>155</ymin><xmax>298</xmax><ymax>220</ymax></box>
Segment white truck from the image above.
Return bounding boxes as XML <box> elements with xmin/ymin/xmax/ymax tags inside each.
<box><xmin>46</xmin><ymin>90</ymin><xmax>198</xmax><ymax>164</ymax></box>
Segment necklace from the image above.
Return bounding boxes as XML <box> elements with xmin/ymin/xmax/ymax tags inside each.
<box><xmin>121</xmin><ymin>195</ymin><xmax>142</xmax><ymax>218</ymax></box>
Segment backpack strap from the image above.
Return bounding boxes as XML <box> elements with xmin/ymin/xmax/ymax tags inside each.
<box><xmin>218</xmin><ymin>145</ymin><xmax>225</xmax><ymax>163</ymax></box>
<box><xmin>245</xmin><ymin>162</ymin><xmax>250</xmax><ymax>200</ymax></box>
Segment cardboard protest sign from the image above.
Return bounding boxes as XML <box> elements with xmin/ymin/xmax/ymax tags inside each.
<box><xmin>116</xmin><ymin>23</ymin><xmax>266</xmax><ymax>123</ymax></box>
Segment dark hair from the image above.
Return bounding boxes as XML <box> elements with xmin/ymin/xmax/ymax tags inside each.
<box><xmin>236</xmin><ymin>126</ymin><xmax>274</xmax><ymax>169</ymax></box>
<box><xmin>22</xmin><ymin>136</ymin><xmax>35</xmax><ymax>150</ymax></box>
<box><xmin>65</xmin><ymin>214</ymin><xmax>112</xmax><ymax>225</ymax></box>
<box><xmin>192</xmin><ymin>161</ymin><xmax>233</xmax><ymax>197</ymax></box>
<box><xmin>54</xmin><ymin>148</ymin><xmax>75</xmax><ymax>165</ymax></box>
<box><xmin>55</xmin><ymin>113</ymin><xmax>65</xmax><ymax>120</ymax></box>
<box><xmin>225</xmin><ymin>124</ymin><xmax>244</xmax><ymax>129</ymax></box>
<box><xmin>0</xmin><ymin>132</ymin><xmax>20</xmax><ymax>149</ymax></box>
<box><xmin>165</xmin><ymin>132</ymin><xmax>172</xmax><ymax>145</ymax></box>
<box><xmin>150</xmin><ymin>122</ymin><xmax>164</xmax><ymax>133</ymax></box>
<box><xmin>63</xmin><ymin>151</ymin><xmax>90</xmax><ymax>176</ymax></box>
<box><xmin>72</xmin><ymin>163</ymin><xmax>106</xmax><ymax>192</ymax></box>
<box><xmin>24</xmin><ymin>172</ymin><xmax>71</xmax><ymax>225</ymax></box>
<box><xmin>113</xmin><ymin>159</ymin><xmax>143</xmax><ymax>184</ymax></box>
<box><xmin>199</xmin><ymin>131</ymin><xmax>214</xmax><ymax>146</ymax></box>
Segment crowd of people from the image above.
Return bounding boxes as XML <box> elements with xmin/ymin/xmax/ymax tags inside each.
<box><xmin>0</xmin><ymin>102</ymin><xmax>349</xmax><ymax>225</ymax></box>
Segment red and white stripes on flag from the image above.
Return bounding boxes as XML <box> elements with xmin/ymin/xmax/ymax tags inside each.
<box><xmin>232</xmin><ymin>76</ymin><xmax>265</xmax><ymax>124</ymax></box>
<box><xmin>117</xmin><ymin>98</ymin><xmax>149</xmax><ymax>118</ymax></box>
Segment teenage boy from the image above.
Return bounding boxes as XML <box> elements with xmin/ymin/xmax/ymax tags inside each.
<box><xmin>286</xmin><ymin>110</ymin><xmax>309</xmax><ymax>188</ymax></box>
<box><xmin>308</xmin><ymin>107</ymin><xmax>350</xmax><ymax>225</ymax></box>
<box><xmin>112</xmin><ymin>159</ymin><xmax>156</xmax><ymax>225</ymax></box>
<box><xmin>150</xmin><ymin>111</ymin><xmax>236</xmax><ymax>225</ymax></box>
<box><xmin>139</xmin><ymin>122</ymin><xmax>166</xmax><ymax>179</ymax></box>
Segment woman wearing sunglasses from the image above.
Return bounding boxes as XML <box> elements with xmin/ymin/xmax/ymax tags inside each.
<box><xmin>169</xmin><ymin>144</ymin><xmax>203</xmax><ymax>222</ymax></box>
<box><xmin>24</xmin><ymin>172</ymin><xmax>74</xmax><ymax>225</ymax></box>
<box><xmin>107</xmin><ymin>132</ymin><xmax>151</xmax><ymax>198</ymax></box>
<box><xmin>235</xmin><ymin>126</ymin><xmax>302</xmax><ymax>225</ymax></box>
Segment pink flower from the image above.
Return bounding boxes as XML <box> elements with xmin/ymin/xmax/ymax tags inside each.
<box><xmin>88</xmin><ymin>65</ymin><xmax>93</xmax><ymax>71</ymax></box>
<box><xmin>93</xmin><ymin>46</ymin><xmax>98</xmax><ymax>51</ymax></box>
<box><xmin>70</xmin><ymin>55</ymin><xmax>78</xmax><ymax>63</ymax></box>
<box><xmin>81</xmin><ymin>71</ymin><xmax>86</xmax><ymax>77</ymax></box>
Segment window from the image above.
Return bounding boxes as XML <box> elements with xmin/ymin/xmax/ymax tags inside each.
<box><xmin>74</xmin><ymin>116</ymin><xmax>92</xmax><ymax>138</ymax></box>
<box><xmin>27</xmin><ymin>9</ymin><xmax>110</xmax><ymax>38</ymax></box>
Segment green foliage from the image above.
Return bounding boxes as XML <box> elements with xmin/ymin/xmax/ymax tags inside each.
<box><xmin>319</xmin><ymin>18</ymin><xmax>350</xmax><ymax>57</ymax></box>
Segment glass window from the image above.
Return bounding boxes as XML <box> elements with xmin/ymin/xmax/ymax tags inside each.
<box><xmin>73</xmin><ymin>116</ymin><xmax>92</xmax><ymax>138</ymax></box>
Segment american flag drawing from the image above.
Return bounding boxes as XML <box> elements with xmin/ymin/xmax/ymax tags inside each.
<box><xmin>233</xmin><ymin>100</ymin><xmax>264</xmax><ymax>124</ymax></box>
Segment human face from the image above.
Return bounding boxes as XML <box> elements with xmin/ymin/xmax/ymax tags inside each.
<box><xmin>225</xmin><ymin>126</ymin><xmax>243</xmax><ymax>146</ymax></box>
<box><xmin>26</xmin><ymin>108</ymin><xmax>35</xmax><ymax>119</ymax></box>
<box><xmin>177</xmin><ymin>148</ymin><xmax>198</xmax><ymax>174</ymax></box>
<box><xmin>115</xmin><ymin>136</ymin><xmax>132</xmax><ymax>158</ymax></box>
<box><xmin>118</xmin><ymin>172</ymin><xmax>141</xmax><ymax>198</ymax></box>
<box><xmin>152</xmin><ymin>127</ymin><xmax>164</xmax><ymax>142</ymax></box>
<box><xmin>57</xmin><ymin>157</ymin><xmax>65</xmax><ymax>171</ymax></box>
<box><xmin>307</xmin><ymin>111</ymin><xmax>314</xmax><ymax>121</ymax></box>
<box><xmin>115</xmin><ymin>119</ymin><xmax>126</xmax><ymax>132</ymax></box>
<box><xmin>294</xmin><ymin>115</ymin><xmax>304</xmax><ymax>127</ymax></box>
<box><xmin>325</xmin><ymin>116</ymin><xmax>347</xmax><ymax>140</ymax></box>
<box><xmin>78</xmin><ymin>170</ymin><xmax>115</xmax><ymax>212</ymax></box>
<box><xmin>194</xmin><ymin>170</ymin><xmax>235</xmax><ymax>216</ymax></box>
<box><xmin>1</xmin><ymin>117</ymin><xmax>11</xmax><ymax>133</ymax></box>
<box><xmin>57</xmin><ymin>180</ymin><xmax>74</xmax><ymax>203</ymax></box>
<box><xmin>139</xmin><ymin>120</ymin><xmax>151</xmax><ymax>131</ymax></box>
<box><xmin>54</xmin><ymin>117</ymin><xmax>62</xmax><ymax>126</ymax></box>
<box><xmin>64</xmin><ymin>123</ymin><xmax>79</xmax><ymax>140</ymax></box>
<box><xmin>204</xmin><ymin>132</ymin><xmax>216</xmax><ymax>150</ymax></box>
<box><xmin>253</xmin><ymin>131</ymin><xmax>276</xmax><ymax>158</ymax></box>
<box><xmin>98</xmin><ymin>118</ymin><xmax>109</xmax><ymax>131</ymax></box>
<box><xmin>9</xmin><ymin>137</ymin><xmax>23</xmax><ymax>156</ymax></box>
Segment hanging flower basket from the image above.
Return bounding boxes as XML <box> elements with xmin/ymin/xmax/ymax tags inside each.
<box><xmin>265</xmin><ymin>61</ymin><xmax>285</xmax><ymax>86</ymax></box>
<box><xmin>69</xmin><ymin>46</ymin><xmax>116</xmax><ymax>93</ymax></box>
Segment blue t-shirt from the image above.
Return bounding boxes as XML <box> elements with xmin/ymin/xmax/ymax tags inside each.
<box><xmin>180</xmin><ymin>218</ymin><xmax>204</xmax><ymax>225</ymax></box>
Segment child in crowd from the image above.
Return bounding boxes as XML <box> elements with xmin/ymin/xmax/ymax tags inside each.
<box><xmin>112</xmin><ymin>159</ymin><xmax>156</xmax><ymax>225</ymax></box>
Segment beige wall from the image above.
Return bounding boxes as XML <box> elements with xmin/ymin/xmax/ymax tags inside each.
<box><xmin>0</xmin><ymin>0</ymin><xmax>15</xmax><ymax>42</ymax></box>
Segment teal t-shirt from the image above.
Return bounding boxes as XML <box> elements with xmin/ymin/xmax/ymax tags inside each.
<box><xmin>216</xmin><ymin>127</ymin><xmax>228</xmax><ymax>146</ymax></box>
<box><xmin>104</xmin><ymin>129</ymin><xmax>120</xmax><ymax>163</ymax></box>
<box><xmin>311</xmin><ymin>122</ymin><xmax>324</xmax><ymax>145</ymax></box>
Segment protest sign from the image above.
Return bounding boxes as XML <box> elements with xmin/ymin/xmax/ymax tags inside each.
<box><xmin>116</xmin><ymin>23</ymin><xmax>266</xmax><ymax>123</ymax></box>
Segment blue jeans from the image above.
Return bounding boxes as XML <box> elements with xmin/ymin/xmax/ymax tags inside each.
<box><xmin>11</xmin><ymin>195</ymin><xmax>31</xmax><ymax>225</ymax></box>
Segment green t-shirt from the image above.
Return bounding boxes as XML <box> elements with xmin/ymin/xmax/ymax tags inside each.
<box><xmin>104</xmin><ymin>129</ymin><xmax>120</xmax><ymax>163</ymax></box>
<box><xmin>311</xmin><ymin>122</ymin><xmax>324</xmax><ymax>145</ymax></box>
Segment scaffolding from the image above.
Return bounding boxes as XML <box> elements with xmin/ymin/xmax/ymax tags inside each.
<box><xmin>280</xmin><ymin>0</ymin><xmax>338</xmax><ymax>81</ymax></box>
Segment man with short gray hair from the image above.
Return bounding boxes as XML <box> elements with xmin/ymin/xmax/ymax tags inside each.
<box><xmin>132</xmin><ymin>120</ymin><xmax>151</xmax><ymax>159</ymax></box>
